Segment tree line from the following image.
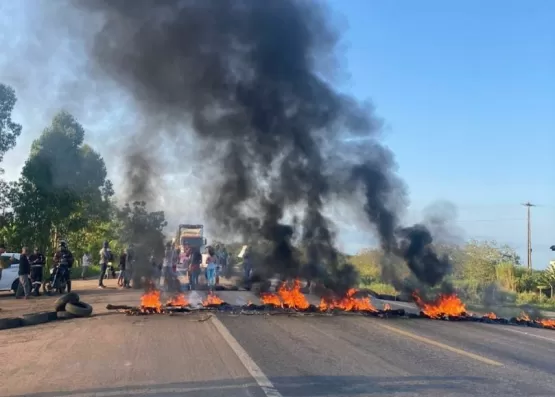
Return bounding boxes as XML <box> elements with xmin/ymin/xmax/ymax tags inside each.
<box><xmin>349</xmin><ymin>239</ymin><xmax>555</xmax><ymax>308</ymax></box>
<box><xmin>0</xmin><ymin>83</ymin><xmax>167</xmax><ymax>266</ymax></box>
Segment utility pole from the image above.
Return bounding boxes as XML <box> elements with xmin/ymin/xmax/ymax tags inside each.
<box><xmin>522</xmin><ymin>202</ymin><xmax>536</xmax><ymax>271</ymax></box>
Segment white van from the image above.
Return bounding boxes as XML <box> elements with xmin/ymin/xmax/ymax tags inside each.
<box><xmin>0</xmin><ymin>253</ymin><xmax>22</xmax><ymax>294</ymax></box>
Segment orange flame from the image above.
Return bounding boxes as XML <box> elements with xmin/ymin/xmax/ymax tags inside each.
<box><xmin>383</xmin><ymin>303</ymin><xmax>392</xmax><ymax>311</ymax></box>
<box><xmin>539</xmin><ymin>318</ymin><xmax>555</xmax><ymax>328</ymax></box>
<box><xmin>319</xmin><ymin>288</ymin><xmax>377</xmax><ymax>312</ymax></box>
<box><xmin>140</xmin><ymin>290</ymin><xmax>162</xmax><ymax>312</ymax></box>
<box><xmin>484</xmin><ymin>312</ymin><xmax>497</xmax><ymax>319</ymax></box>
<box><xmin>413</xmin><ymin>292</ymin><xmax>466</xmax><ymax>318</ymax></box>
<box><xmin>516</xmin><ymin>312</ymin><xmax>555</xmax><ymax>328</ymax></box>
<box><xmin>260</xmin><ymin>292</ymin><xmax>283</xmax><ymax>307</ymax></box>
<box><xmin>203</xmin><ymin>293</ymin><xmax>224</xmax><ymax>306</ymax></box>
<box><xmin>167</xmin><ymin>294</ymin><xmax>189</xmax><ymax>307</ymax></box>
<box><xmin>260</xmin><ymin>280</ymin><xmax>310</xmax><ymax>310</ymax></box>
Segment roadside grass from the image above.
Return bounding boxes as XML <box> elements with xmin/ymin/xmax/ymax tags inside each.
<box><xmin>42</xmin><ymin>264</ymin><xmax>102</xmax><ymax>280</ymax></box>
<box><xmin>360</xmin><ymin>282</ymin><xmax>397</xmax><ymax>296</ymax></box>
<box><xmin>466</xmin><ymin>302</ymin><xmax>555</xmax><ymax>318</ymax></box>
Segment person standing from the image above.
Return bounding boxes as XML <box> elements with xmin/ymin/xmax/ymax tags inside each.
<box><xmin>28</xmin><ymin>247</ymin><xmax>45</xmax><ymax>296</ymax></box>
<box><xmin>98</xmin><ymin>241</ymin><xmax>111</xmax><ymax>289</ymax></box>
<box><xmin>205</xmin><ymin>246</ymin><xmax>218</xmax><ymax>291</ymax></box>
<box><xmin>188</xmin><ymin>247</ymin><xmax>202</xmax><ymax>290</ymax></box>
<box><xmin>16</xmin><ymin>247</ymin><xmax>31</xmax><ymax>299</ymax></box>
<box><xmin>81</xmin><ymin>251</ymin><xmax>91</xmax><ymax>279</ymax></box>
<box><xmin>243</xmin><ymin>247</ymin><xmax>252</xmax><ymax>281</ymax></box>
<box><xmin>124</xmin><ymin>244</ymin><xmax>134</xmax><ymax>288</ymax></box>
<box><xmin>118</xmin><ymin>250</ymin><xmax>127</xmax><ymax>287</ymax></box>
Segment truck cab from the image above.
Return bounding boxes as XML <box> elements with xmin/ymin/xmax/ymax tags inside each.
<box><xmin>177</xmin><ymin>224</ymin><xmax>207</xmax><ymax>254</ymax></box>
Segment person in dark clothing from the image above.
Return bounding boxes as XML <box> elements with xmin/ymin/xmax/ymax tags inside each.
<box><xmin>98</xmin><ymin>241</ymin><xmax>112</xmax><ymax>289</ymax></box>
<box><xmin>188</xmin><ymin>248</ymin><xmax>202</xmax><ymax>290</ymax></box>
<box><xmin>28</xmin><ymin>247</ymin><xmax>45</xmax><ymax>296</ymax></box>
<box><xmin>118</xmin><ymin>250</ymin><xmax>127</xmax><ymax>287</ymax></box>
<box><xmin>243</xmin><ymin>248</ymin><xmax>253</xmax><ymax>281</ymax></box>
<box><xmin>17</xmin><ymin>247</ymin><xmax>31</xmax><ymax>299</ymax></box>
<box><xmin>53</xmin><ymin>240</ymin><xmax>74</xmax><ymax>292</ymax></box>
<box><xmin>124</xmin><ymin>244</ymin><xmax>134</xmax><ymax>288</ymax></box>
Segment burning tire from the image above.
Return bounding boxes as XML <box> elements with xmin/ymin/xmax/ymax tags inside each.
<box><xmin>54</xmin><ymin>292</ymin><xmax>80</xmax><ymax>312</ymax></box>
<box><xmin>65</xmin><ymin>301</ymin><xmax>93</xmax><ymax>317</ymax></box>
<box><xmin>21</xmin><ymin>312</ymin><xmax>54</xmax><ymax>327</ymax></box>
<box><xmin>0</xmin><ymin>317</ymin><xmax>22</xmax><ymax>330</ymax></box>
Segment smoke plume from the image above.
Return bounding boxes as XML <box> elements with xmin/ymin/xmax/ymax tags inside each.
<box><xmin>66</xmin><ymin>0</ymin><xmax>450</xmax><ymax>291</ymax></box>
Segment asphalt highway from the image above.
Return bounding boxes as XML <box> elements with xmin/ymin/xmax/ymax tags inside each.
<box><xmin>1</xmin><ymin>290</ymin><xmax>555</xmax><ymax>397</ymax></box>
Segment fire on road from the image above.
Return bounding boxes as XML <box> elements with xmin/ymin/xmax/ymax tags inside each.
<box><xmin>2</xmin><ymin>289</ymin><xmax>555</xmax><ymax>397</ymax></box>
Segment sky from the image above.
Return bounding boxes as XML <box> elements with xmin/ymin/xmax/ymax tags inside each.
<box><xmin>0</xmin><ymin>1</ymin><xmax>553</xmax><ymax>267</ymax></box>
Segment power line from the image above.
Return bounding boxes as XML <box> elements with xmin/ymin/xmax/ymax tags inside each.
<box><xmin>454</xmin><ymin>218</ymin><xmax>524</xmax><ymax>223</ymax></box>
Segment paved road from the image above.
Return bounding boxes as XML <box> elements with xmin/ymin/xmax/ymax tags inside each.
<box><xmin>1</xmin><ymin>290</ymin><xmax>555</xmax><ymax>397</ymax></box>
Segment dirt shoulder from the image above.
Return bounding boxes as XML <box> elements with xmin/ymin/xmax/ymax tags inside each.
<box><xmin>0</xmin><ymin>279</ymin><xmax>144</xmax><ymax>318</ymax></box>
<box><xmin>0</xmin><ymin>276</ymin><xmax>240</xmax><ymax>318</ymax></box>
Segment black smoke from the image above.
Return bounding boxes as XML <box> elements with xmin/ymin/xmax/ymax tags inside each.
<box><xmin>70</xmin><ymin>0</ymin><xmax>451</xmax><ymax>291</ymax></box>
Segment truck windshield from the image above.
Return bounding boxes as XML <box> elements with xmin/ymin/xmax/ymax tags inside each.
<box><xmin>181</xmin><ymin>237</ymin><xmax>203</xmax><ymax>247</ymax></box>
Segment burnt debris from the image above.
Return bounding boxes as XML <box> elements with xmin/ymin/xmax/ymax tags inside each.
<box><xmin>104</xmin><ymin>299</ymin><xmax>555</xmax><ymax>331</ymax></box>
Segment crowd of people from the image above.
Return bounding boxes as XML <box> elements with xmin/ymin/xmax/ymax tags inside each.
<box><xmin>0</xmin><ymin>241</ymin><xmax>74</xmax><ymax>299</ymax></box>
<box><xmin>173</xmin><ymin>243</ymin><xmax>229</xmax><ymax>291</ymax></box>
<box><xmin>85</xmin><ymin>241</ymin><xmax>231</xmax><ymax>291</ymax></box>
<box><xmin>1</xmin><ymin>239</ymin><xmax>239</xmax><ymax>298</ymax></box>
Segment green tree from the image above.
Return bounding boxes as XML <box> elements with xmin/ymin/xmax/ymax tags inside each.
<box><xmin>515</xmin><ymin>269</ymin><xmax>543</xmax><ymax>293</ymax></box>
<box><xmin>11</xmin><ymin>111</ymin><xmax>111</xmax><ymax>252</ymax></box>
<box><xmin>540</xmin><ymin>262</ymin><xmax>555</xmax><ymax>298</ymax></box>
<box><xmin>460</xmin><ymin>240</ymin><xmax>499</xmax><ymax>285</ymax></box>
<box><xmin>495</xmin><ymin>261</ymin><xmax>517</xmax><ymax>291</ymax></box>
<box><xmin>0</xmin><ymin>83</ymin><xmax>22</xmax><ymax>166</ymax></box>
<box><xmin>350</xmin><ymin>248</ymin><xmax>382</xmax><ymax>284</ymax></box>
<box><xmin>117</xmin><ymin>201</ymin><xmax>167</xmax><ymax>256</ymax></box>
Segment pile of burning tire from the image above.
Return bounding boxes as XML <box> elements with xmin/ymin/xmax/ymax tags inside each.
<box><xmin>0</xmin><ymin>292</ymin><xmax>93</xmax><ymax>331</ymax></box>
<box><xmin>108</xmin><ymin>280</ymin><xmax>555</xmax><ymax>331</ymax></box>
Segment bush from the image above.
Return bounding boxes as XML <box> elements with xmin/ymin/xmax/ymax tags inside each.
<box><xmin>500</xmin><ymin>290</ymin><xmax>517</xmax><ymax>304</ymax></box>
<box><xmin>516</xmin><ymin>291</ymin><xmax>540</xmax><ymax>305</ymax></box>
<box><xmin>363</xmin><ymin>282</ymin><xmax>397</xmax><ymax>296</ymax></box>
<box><xmin>537</xmin><ymin>298</ymin><xmax>555</xmax><ymax>310</ymax></box>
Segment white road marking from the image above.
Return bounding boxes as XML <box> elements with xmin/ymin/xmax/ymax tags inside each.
<box><xmin>211</xmin><ymin>316</ymin><xmax>283</xmax><ymax>397</ymax></box>
<box><xmin>500</xmin><ymin>326</ymin><xmax>555</xmax><ymax>343</ymax></box>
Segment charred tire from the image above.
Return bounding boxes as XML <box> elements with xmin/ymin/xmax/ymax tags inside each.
<box><xmin>54</xmin><ymin>292</ymin><xmax>80</xmax><ymax>312</ymax></box>
<box><xmin>57</xmin><ymin>311</ymin><xmax>77</xmax><ymax>320</ymax></box>
<box><xmin>0</xmin><ymin>317</ymin><xmax>22</xmax><ymax>330</ymax></box>
<box><xmin>65</xmin><ymin>301</ymin><xmax>93</xmax><ymax>318</ymax></box>
<box><xmin>45</xmin><ymin>311</ymin><xmax>59</xmax><ymax>322</ymax></box>
<box><xmin>11</xmin><ymin>279</ymin><xmax>19</xmax><ymax>295</ymax></box>
<box><xmin>21</xmin><ymin>312</ymin><xmax>53</xmax><ymax>327</ymax></box>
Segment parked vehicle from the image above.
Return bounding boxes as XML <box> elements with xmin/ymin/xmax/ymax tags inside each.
<box><xmin>0</xmin><ymin>253</ymin><xmax>22</xmax><ymax>294</ymax></box>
